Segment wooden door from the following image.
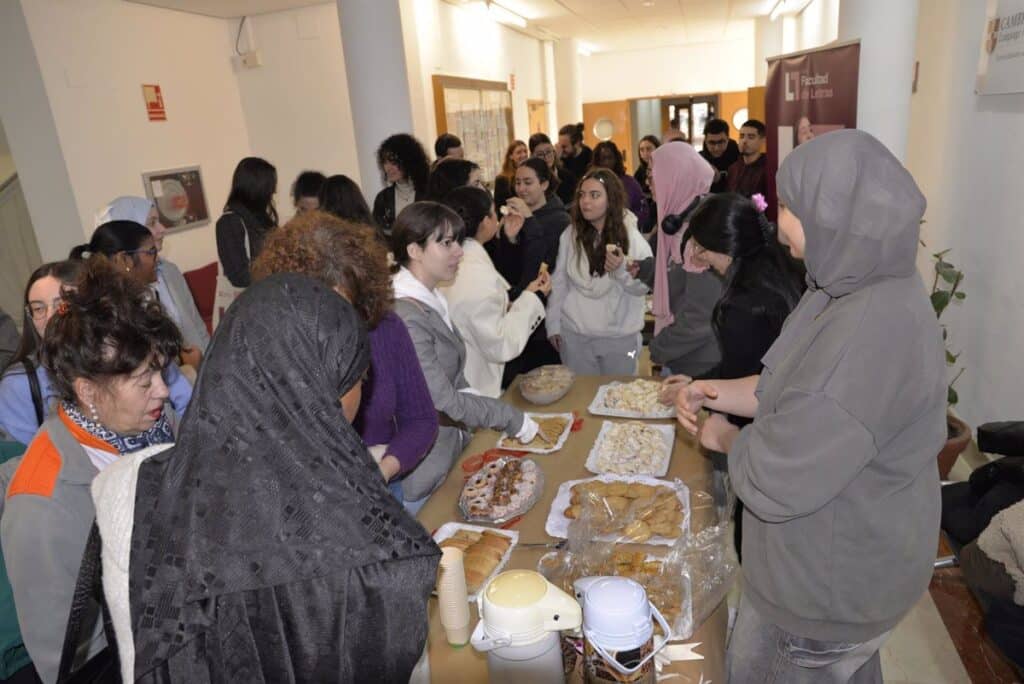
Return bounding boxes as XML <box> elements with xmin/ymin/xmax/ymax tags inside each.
<box><xmin>582</xmin><ymin>99</ymin><xmax>634</xmax><ymax>173</ymax></box>
<box><xmin>527</xmin><ymin>100</ymin><xmax>548</xmax><ymax>136</ymax></box>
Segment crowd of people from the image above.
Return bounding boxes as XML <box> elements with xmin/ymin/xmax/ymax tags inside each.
<box><xmin>0</xmin><ymin>117</ymin><xmax>947</xmax><ymax>684</ymax></box>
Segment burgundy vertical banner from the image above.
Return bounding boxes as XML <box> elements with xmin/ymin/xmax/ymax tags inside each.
<box><xmin>765</xmin><ymin>41</ymin><xmax>860</xmax><ymax>220</ymax></box>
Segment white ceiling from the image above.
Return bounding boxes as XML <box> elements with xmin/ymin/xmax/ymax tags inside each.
<box><xmin>125</xmin><ymin>0</ymin><xmax>330</xmax><ymax>19</ymax></box>
<box><xmin>126</xmin><ymin>0</ymin><xmax>783</xmax><ymax>52</ymax></box>
<box><xmin>493</xmin><ymin>0</ymin><xmax>775</xmax><ymax>51</ymax></box>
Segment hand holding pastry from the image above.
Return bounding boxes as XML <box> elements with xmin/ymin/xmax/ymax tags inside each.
<box><xmin>604</xmin><ymin>243</ymin><xmax>625</xmax><ymax>273</ymax></box>
<box><xmin>527</xmin><ymin>269</ymin><xmax>552</xmax><ymax>296</ymax></box>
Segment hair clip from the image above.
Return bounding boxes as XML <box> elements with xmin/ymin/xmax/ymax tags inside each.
<box><xmin>751</xmin><ymin>193</ymin><xmax>769</xmax><ymax>213</ymax></box>
<box><xmin>56</xmin><ymin>300</ymin><xmax>70</xmax><ymax>316</ymax></box>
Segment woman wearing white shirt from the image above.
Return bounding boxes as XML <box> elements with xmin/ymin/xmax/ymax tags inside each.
<box><xmin>440</xmin><ymin>187</ymin><xmax>551</xmax><ymax>397</ymax></box>
<box><xmin>547</xmin><ymin>168</ymin><xmax>653</xmax><ymax>375</ymax></box>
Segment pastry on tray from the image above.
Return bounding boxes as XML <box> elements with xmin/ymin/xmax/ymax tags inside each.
<box><xmin>438</xmin><ymin>528</ymin><xmax>514</xmax><ymax>593</ymax></box>
<box><xmin>592</xmin><ymin>421</ymin><xmax>670</xmax><ymax>475</ymax></box>
<box><xmin>460</xmin><ymin>457</ymin><xmax>542</xmax><ymax>523</ymax></box>
<box><xmin>602</xmin><ymin>378</ymin><xmax>665</xmax><ymax>415</ymax></box>
<box><xmin>563</xmin><ymin>480</ymin><xmax>684</xmax><ymax>542</ymax></box>
<box><xmin>501</xmin><ymin>415</ymin><xmax>570</xmax><ymax>449</ymax></box>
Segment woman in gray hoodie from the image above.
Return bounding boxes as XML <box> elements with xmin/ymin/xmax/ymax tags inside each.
<box><xmin>673</xmin><ymin>130</ymin><xmax>947</xmax><ymax>682</ymax></box>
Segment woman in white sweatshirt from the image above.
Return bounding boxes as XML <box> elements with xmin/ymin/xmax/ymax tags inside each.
<box><xmin>547</xmin><ymin>168</ymin><xmax>652</xmax><ymax>375</ymax></box>
<box><xmin>440</xmin><ymin>187</ymin><xmax>551</xmax><ymax>397</ymax></box>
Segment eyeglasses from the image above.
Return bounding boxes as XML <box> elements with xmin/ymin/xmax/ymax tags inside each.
<box><xmin>127</xmin><ymin>246</ymin><xmax>160</xmax><ymax>258</ymax></box>
<box><xmin>26</xmin><ymin>298</ymin><xmax>63</xmax><ymax>320</ymax></box>
<box><xmin>535</xmin><ymin>149</ymin><xmax>555</xmax><ymax>159</ymax></box>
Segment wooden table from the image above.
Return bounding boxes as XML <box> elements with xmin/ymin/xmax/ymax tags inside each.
<box><xmin>417</xmin><ymin>375</ymin><xmax>727</xmax><ymax>683</ymax></box>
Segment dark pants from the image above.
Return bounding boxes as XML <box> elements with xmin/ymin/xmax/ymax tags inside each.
<box><xmin>1</xmin><ymin>664</ymin><xmax>41</xmax><ymax>684</ymax></box>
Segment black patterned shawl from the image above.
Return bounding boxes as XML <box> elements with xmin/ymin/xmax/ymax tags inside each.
<box><xmin>128</xmin><ymin>273</ymin><xmax>440</xmax><ymax>682</ymax></box>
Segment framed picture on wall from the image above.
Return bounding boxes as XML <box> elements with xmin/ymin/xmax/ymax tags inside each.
<box><xmin>141</xmin><ymin>165</ymin><xmax>210</xmax><ymax>232</ymax></box>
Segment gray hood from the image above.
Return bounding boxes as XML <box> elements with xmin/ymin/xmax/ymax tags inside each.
<box><xmin>777</xmin><ymin>129</ymin><xmax>925</xmax><ymax>299</ymax></box>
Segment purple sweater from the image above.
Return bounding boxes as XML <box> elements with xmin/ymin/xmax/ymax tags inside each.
<box><xmin>354</xmin><ymin>311</ymin><xmax>438</xmax><ymax>475</ymax></box>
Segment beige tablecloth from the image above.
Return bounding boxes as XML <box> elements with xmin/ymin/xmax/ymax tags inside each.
<box><xmin>417</xmin><ymin>375</ymin><xmax>728</xmax><ymax>683</ymax></box>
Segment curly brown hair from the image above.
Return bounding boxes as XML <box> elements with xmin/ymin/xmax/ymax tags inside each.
<box><xmin>42</xmin><ymin>257</ymin><xmax>182</xmax><ymax>403</ymax></box>
<box><xmin>570</xmin><ymin>168</ymin><xmax>629</xmax><ymax>276</ymax></box>
<box><xmin>252</xmin><ymin>211</ymin><xmax>392</xmax><ymax>328</ymax></box>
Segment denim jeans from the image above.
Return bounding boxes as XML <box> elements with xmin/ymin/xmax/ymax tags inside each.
<box><xmin>727</xmin><ymin>592</ymin><xmax>890</xmax><ymax>683</ymax></box>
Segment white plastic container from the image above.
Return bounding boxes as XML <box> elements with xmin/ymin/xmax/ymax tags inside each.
<box><xmin>574</xmin><ymin>576</ymin><xmax>672</xmax><ymax>683</ymax></box>
<box><xmin>470</xmin><ymin>569</ymin><xmax>582</xmax><ymax>684</ymax></box>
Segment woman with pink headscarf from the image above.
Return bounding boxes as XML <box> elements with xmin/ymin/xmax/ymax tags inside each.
<box><xmin>630</xmin><ymin>142</ymin><xmax>721</xmax><ymax>377</ymax></box>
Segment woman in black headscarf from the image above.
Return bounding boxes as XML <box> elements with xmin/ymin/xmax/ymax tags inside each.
<box><xmin>94</xmin><ymin>273</ymin><xmax>440</xmax><ymax>682</ymax></box>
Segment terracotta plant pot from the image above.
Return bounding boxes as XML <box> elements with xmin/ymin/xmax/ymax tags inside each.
<box><xmin>938</xmin><ymin>413</ymin><xmax>971</xmax><ymax>479</ymax></box>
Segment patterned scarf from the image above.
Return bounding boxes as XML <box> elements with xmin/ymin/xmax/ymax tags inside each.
<box><xmin>62</xmin><ymin>401</ymin><xmax>174</xmax><ymax>455</ymax></box>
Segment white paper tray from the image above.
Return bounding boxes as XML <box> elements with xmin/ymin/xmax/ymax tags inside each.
<box><xmin>432</xmin><ymin>522</ymin><xmax>519</xmax><ymax>602</ymax></box>
<box><xmin>544</xmin><ymin>474</ymin><xmax>690</xmax><ymax>546</ymax></box>
<box><xmin>587</xmin><ymin>382</ymin><xmax>675</xmax><ymax>419</ymax></box>
<box><xmin>584</xmin><ymin>421</ymin><xmax>675</xmax><ymax>477</ymax></box>
<box><xmin>496</xmin><ymin>412</ymin><xmax>574</xmax><ymax>454</ymax></box>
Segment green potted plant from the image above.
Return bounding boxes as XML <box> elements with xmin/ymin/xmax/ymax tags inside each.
<box><xmin>930</xmin><ymin>249</ymin><xmax>971</xmax><ymax>477</ymax></box>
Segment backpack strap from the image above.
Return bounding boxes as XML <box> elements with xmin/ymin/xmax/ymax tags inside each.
<box><xmin>22</xmin><ymin>358</ymin><xmax>44</xmax><ymax>427</ymax></box>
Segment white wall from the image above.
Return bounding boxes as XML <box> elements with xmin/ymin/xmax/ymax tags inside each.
<box><xmin>0</xmin><ymin>1</ymin><xmax>84</xmax><ymax>263</ymax></box>
<box><xmin>797</xmin><ymin>0</ymin><xmax>840</xmax><ymax>51</ymax></box>
<box><xmin>405</xmin><ymin>0</ymin><xmax>548</xmax><ymax>144</ymax></box>
<box><xmin>579</xmin><ymin>35</ymin><xmax>756</xmax><ymax>102</ymax></box>
<box><xmin>237</xmin><ymin>3</ymin><xmax>361</xmax><ymax>218</ymax></box>
<box><xmin>18</xmin><ymin>0</ymin><xmax>252</xmax><ymax>271</ymax></box>
<box><xmin>0</xmin><ymin>120</ymin><xmax>15</xmax><ymax>183</ymax></box>
<box><xmin>906</xmin><ymin>0</ymin><xmax>1024</xmax><ymax>429</ymax></box>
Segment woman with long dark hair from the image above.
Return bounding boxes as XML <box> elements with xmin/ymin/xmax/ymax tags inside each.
<box><xmin>216</xmin><ymin>157</ymin><xmax>278</xmax><ymax>287</ymax></box>
<box><xmin>547</xmin><ymin>168</ymin><xmax>651</xmax><ymax>375</ymax></box>
<box><xmin>425</xmin><ymin>158</ymin><xmax>484</xmax><ymax>201</ymax></box>
<box><xmin>318</xmin><ymin>174</ymin><xmax>375</xmax><ymax>227</ymax></box>
<box><xmin>0</xmin><ymin>261</ymin><xmax>83</xmax><ymax>444</ymax></box>
<box><xmin>493</xmin><ymin>139</ymin><xmax>528</xmax><ymax>211</ymax></box>
<box><xmin>634</xmin><ymin>134</ymin><xmax>660</xmax><ymax>197</ymax></box>
<box><xmin>529</xmin><ymin>133</ymin><xmax>576</xmax><ymax>207</ymax></box>
<box><xmin>682</xmin><ymin>193</ymin><xmax>804</xmax><ymax>392</ymax></box>
<box><xmin>674</xmin><ymin>193</ymin><xmax>804</xmax><ymax>561</ymax></box>
<box><xmin>372</xmin><ymin>133</ymin><xmax>430</xmax><ymax>236</ymax></box>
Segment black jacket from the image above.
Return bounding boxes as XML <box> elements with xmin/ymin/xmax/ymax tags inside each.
<box><xmin>700</xmin><ymin>139</ymin><xmax>741</xmax><ymax>193</ymax></box>
<box><xmin>215</xmin><ymin>203</ymin><xmax>276</xmax><ymax>288</ymax></box>
<box><xmin>372</xmin><ymin>184</ymin><xmax>426</xmax><ymax>237</ymax></box>
<box><xmin>488</xmin><ymin>195</ymin><xmax>570</xmax><ymax>301</ymax></box>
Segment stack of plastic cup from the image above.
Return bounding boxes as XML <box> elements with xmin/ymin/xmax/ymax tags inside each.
<box><xmin>437</xmin><ymin>547</ymin><xmax>471</xmax><ymax>646</ymax></box>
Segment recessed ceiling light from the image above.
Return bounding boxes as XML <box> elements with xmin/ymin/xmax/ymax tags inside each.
<box><xmin>642</xmin><ymin>0</ymin><xmax>655</xmax><ymax>6</ymax></box>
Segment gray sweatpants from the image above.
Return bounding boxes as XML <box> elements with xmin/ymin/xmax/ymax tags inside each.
<box><xmin>559</xmin><ymin>329</ymin><xmax>642</xmax><ymax>376</ymax></box>
<box><xmin>727</xmin><ymin>592</ymin><xmax>890</xmax><ymax>683</ymax></box>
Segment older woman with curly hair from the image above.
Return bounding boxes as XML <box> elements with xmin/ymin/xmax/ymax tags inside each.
<box><xmin>253</xmin><ymin>211</ymin><xmax>438</xmax><ymax>502</ymax></box>
<box><xmin>2</xmin><ymin>258</ymin><xmax>181</xmax><ymax>683</ymax></box>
